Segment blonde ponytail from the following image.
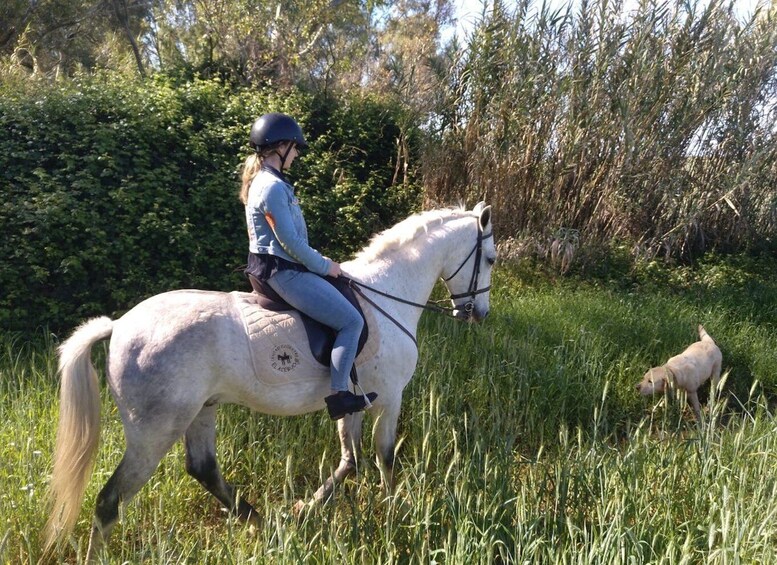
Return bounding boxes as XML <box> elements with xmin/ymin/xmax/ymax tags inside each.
<box><xmin>240</xmin><ymin>154</ymin><xmax>262</xmax><ymax>204</ymax></box>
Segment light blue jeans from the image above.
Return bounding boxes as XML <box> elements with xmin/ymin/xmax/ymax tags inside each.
<box><xmin>267</xmin><ymin>269</ymin><xmax>364</xmax><ymax>392</ymax></box>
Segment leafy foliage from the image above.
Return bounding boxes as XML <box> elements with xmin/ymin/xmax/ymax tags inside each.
<box><xmin>0</xmin><ymin>74</ymin><xmax>421</xmax><ymax>335</ymax></box>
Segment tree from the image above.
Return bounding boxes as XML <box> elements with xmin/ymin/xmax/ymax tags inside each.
<box><xmin>143</xmin><ymin>0</ymin><xmax>387</xmax><ymax>88</ymax></box>
<box><xmin>366</xmin><ymin>0</ymin><xmax>454</xmax><ymax>117</ymax></box>
<box><xmin>0</xmin><ymin>0</ymin><xmax>152</xmax><ymax>76</ymax></box>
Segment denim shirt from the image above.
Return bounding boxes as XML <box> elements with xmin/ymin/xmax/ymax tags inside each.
<box><xmin>245</xmin><ymin>166</ymin><xmax>330</xmax><ymax>276</ymax></box>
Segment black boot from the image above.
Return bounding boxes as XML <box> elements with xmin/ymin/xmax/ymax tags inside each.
<box><xmin>325</xmin><ymin>390</ymin><xmax>378</xmax><ymax>420</ymax></box>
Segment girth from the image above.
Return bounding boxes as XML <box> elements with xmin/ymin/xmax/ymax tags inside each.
<box><xmin>247</xmin><ymin>274</ymin><xmax>369</xmax><ymax>372</ymax></box>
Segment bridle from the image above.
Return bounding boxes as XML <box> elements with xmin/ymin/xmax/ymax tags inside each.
<box><xmin>443</xmin><ymin>227</ymin><xmax>493</xmax><ymax>317</ymax></box>
<box><xmin>343</xmin><ymin>223</ymin><xmax>493</xmax><ymax>347</ymax></box>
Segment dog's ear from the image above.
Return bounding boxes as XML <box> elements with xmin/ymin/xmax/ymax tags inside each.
<box><xmin>649</xmin><ymin>368</ymin><xmax>667</xmax><ymax>392</ymax></box>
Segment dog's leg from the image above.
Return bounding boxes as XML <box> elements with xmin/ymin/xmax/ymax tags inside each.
<box><xmin>711</xmin><ymin>362</ymin><xmax>722</xmax><ymax>395</ymax></box>
<box><xmin>688</xmin><ymin>391</ymin><xmax>702</xmax><ymax>423</ymax></box>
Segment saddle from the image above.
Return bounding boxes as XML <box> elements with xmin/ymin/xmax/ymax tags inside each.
<box><xmin>247</xmin><ymin>274</ymin><xmax>369</xmax><ymax>371</ymax></box>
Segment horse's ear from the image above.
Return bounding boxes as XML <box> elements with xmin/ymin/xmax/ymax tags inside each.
<box><xmin>478</xmin><ymin>204</ymin><xmax>492</xmax><ymax>231</ymax></box>
<box><xmin>473</xmin><ymin>201</ymin><xmax>485</xmax><ymax>214</ymax></box>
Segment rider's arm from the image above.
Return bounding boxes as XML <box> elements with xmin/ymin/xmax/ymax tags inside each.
<box><xmin>262</xmin><ymin>183</ymin><xmax>331</xmax><ymax>276</ymax></box>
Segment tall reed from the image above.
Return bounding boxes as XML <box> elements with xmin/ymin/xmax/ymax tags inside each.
<box><xmin>425</xmin><ymin>0</ymin><xmax>777</xmax><ymax>260</ymax></box>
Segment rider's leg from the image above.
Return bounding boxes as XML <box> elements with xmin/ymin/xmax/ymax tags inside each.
<box><xmin>267</xmin><ymin>269</ymin><xmax>365</xmax><ymax>393</ymax></box>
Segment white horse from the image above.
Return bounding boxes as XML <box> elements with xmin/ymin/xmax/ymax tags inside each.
<box><xmin>44</xmin><ymin>203</ymin><xmax>496</xmax><ymax>560</ymax></box>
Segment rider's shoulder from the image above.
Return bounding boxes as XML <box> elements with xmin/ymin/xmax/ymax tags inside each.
<box><xmin>253</xmin><ymin>170</ymin><xmax>291</xmax><ymax>194</ymax></box>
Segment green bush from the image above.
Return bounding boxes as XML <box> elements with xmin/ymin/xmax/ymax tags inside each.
<box><xmin>0</xmin><ymin>74</ymin><xmax>422</xmax><ymax>335</ymax></box>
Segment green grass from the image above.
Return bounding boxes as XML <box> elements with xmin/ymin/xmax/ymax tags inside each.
<box><xmin>2</xmin><ymin>257</ymin><xmax>777</xmax><ymax>563</ymax></box>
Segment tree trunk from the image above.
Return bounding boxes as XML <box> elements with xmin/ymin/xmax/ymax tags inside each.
<box><xmin>112</xmin><ymin>0</ymin><xmax>146</xmax><ymax>78</ymax></box>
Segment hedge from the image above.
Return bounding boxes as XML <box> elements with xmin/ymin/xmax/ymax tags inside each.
<box><xmin>0</xmin><ymin>73</ymin><xmax>422</xmax><ymax>335</ymax></box>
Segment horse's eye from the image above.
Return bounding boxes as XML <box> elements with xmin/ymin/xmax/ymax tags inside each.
<box><xmin>486</xmin><ymin>257</ymin><xmax>496</xmax><ymax>266</ymax></box>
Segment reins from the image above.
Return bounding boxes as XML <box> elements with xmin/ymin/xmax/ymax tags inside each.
<box><xmin>340</xmin><ymin>226</ymin><xmax>493</xmax><ymax>348</ymax></box>
<box><xmin>341</xmin><ymin>276</ymin><xmax>449</xmax><ymax>347</ymax></box>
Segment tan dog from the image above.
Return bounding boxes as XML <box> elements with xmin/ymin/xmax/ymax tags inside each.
<box><xmin>636</xmin><ymin>325</ymin><xmax>722</xmax><ymax>421</ymax></box>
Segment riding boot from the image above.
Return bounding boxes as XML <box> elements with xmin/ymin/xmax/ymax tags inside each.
<box><xmin>325</xmin><ymin>390</ymin><xmax>378</xmax><ymax>420</ymax></box>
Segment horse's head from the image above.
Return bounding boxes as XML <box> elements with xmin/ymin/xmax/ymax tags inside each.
<box><xmin>441</xmin><ymin>202</ymin><xmax>496</xmax><ymax>322</ymax></box>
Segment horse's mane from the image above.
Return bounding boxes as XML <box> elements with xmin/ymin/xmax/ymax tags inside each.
<box><xmin>354</xmin><ymin>206</ymin><xmax>473</xmax><ymax>263</ymax></box>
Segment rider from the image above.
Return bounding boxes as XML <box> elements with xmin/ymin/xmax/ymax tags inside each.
<box><xmin>239</xmin><ymin>112</ymin><xmax>377</xmax><ymax>420</ymax></box>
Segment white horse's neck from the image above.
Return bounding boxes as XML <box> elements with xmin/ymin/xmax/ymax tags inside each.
<box><xmin>346</xmin><ymin>212</ymin><xmax>477</xmax><ymax>337</ymax></box>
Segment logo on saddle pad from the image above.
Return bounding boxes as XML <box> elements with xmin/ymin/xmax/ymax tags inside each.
<box><xmin>271</xmin><ymin>344</ymin><xmax>300</xmax><ymax>372</ymax></box>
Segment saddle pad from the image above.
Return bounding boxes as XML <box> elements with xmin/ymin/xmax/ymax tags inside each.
<box><xmin>231</xmin><ymin>291</ymin><xmax>379</xmax><ymax>387</ymax></box>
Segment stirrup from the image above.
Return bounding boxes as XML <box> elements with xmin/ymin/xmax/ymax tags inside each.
<box><xmin>325</xmin><ymin>390</ymin><xmax>378</xmax><ymax>421</ymax></box>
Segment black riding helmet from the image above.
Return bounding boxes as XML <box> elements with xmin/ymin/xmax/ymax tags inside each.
<box><xmin>249</xmin><ymin>113</ymin><xmax>308</xmax><ymax>151</ymax></box>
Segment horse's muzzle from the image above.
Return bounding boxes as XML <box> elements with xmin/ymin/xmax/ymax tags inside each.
<box><xmin>452</xmin><ymin>305</ymin><xmax>489</xmax><ymax>322</ymax></box>
<box><xmin>470</xmin><ymin>308</ymin><xmax>489</xmax><ymax>322</ymax></box>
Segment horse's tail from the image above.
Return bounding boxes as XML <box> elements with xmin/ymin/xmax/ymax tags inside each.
<box><xmin>44</xmin><ymin>316</ymin><xmax>114</xmax><ymax>555</ymax></box>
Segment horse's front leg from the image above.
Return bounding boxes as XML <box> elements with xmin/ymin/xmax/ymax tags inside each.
<box><xmin>294</xmin><ymin>412</ymin><xmax>364</xmax><ymax>515</ymax></box>
<box><xmin>373</xmin><ymin>397</ymin><xmax>402</xmax><ymax>493</ymax></box>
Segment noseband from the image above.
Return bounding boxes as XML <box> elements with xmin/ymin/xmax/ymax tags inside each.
<box><xmin>344</xmin><ymin>224</ymin><xmax>493</xmax><ymax>346</ymax></box>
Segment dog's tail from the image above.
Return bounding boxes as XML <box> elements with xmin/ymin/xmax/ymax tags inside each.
<box><xmin>698</xmin><ymin>324</ymin><xmax>714</xmax><ymax>342</ymax></box>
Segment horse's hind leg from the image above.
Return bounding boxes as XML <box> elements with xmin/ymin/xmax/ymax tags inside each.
<box><xmin>184</xmin><ymin>404</ymin><xmax>259</xmax><ymax>524</ymax></box>
<box><xmin>295</xmin><ymin>412</ymin><xmax>364</xmax><ymax>515</ymax></box>
<box><xmin>86</xmin><ymin>429</ymin><xmax>182</xmax><ymax>561</ymax></box>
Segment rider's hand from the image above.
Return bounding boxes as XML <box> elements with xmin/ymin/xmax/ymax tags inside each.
<box><xmin>327</xmin><ymin>261</ymin><xmax>342</xmax><ymax>278</ymax></box>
